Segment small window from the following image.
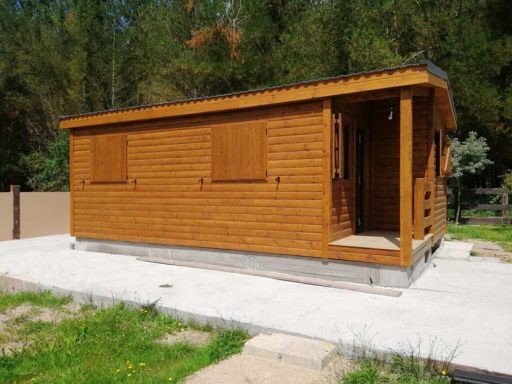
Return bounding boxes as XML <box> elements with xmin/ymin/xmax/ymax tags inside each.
<box><xmin>90</xmin><ymin>134</ymin><xmax>127</xmax><ymax>183</ymax></box>
<box><xmin>211</xmin><ymin>122</ymin><xmax>267</xmax><ymax>181</ymax></box>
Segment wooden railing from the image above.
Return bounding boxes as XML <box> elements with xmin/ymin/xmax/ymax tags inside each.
<box><xmin>447</xmin><ymin>188</ymin><xmax>510</xmax><ymax>224</ymax></box>
<box><xmin>414</xmin><ymin>178</ymin><xmax>434</xmax><ymax>240</ymax></box>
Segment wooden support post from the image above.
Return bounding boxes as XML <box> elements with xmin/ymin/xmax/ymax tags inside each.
<box><xmin>11</xmin><ymin>185</ymin><xmax>20</xmax><ymax>240</ymax></box>
<box><xmin>69</xmin><ymin>129</ymin><xmax>74</xmax><ymax>236</ymax></box>
<box><xmin>400</xmin><ymin>88</ymin><xmax>413</xmax><ymax>266</ymax></box>
<box><xmin>322</xmin><ymin>98</ymin><xmax>332</xmax><ymax>258</ymax></box>
<box><xmin>414</xmin><ymin>178</ymin><xmax>425</xmax><ymax>240</ymax></box>
<box><xmin>427</xmin><ymin>90</ymin><xmax>436</xmax><ymax>234</ymax></box>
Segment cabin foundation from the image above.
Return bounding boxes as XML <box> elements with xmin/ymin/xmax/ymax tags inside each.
<box><xmin>74</xmin><ymin>236</ymin><xmax>441</xmax><ymax>288</ymax></box>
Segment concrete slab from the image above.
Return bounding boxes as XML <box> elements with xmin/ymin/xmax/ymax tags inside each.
<box><xmin>243</xmin><ymin>333</ymin><xmax>336</xmax><ymax>371</ymax></box>
<box><xmin>0</xmin><ymin>235</ymin><xmax>511</xmax><ymax>375</ymax></box>
<box><xmin>185</xmin><ymin>354</ymin><xmax>338</xmax><ymax>384</ymax></box>
<box><xmin>436</xmin><ymin>241</ymin><xmax>473</xmax><ymax>260</ymax></box>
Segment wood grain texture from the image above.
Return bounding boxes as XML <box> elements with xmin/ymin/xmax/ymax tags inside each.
<box><xmin>72</xmin><ymin>101</ymin><xmax>325</xmax><ymax>259</ymax></box>
<box><xmin>322</xmin><ymin>99</ymin><xmax>332</xmax><ymax>257</ymax></box>
<box><xmin>61</xmin><ymin>68</ymin><xmax>434</xmax><ymax>129</ymax></box>
<box><xmin>369</xmin><ymin>100</ymin><xmax>400</xmax><ymax>230</ymax></box>
<box><xmin>433</xmin><ymin>177</ymin><xmax>447</xmax><ymax>242</ymax></box>
<box><xmin>90</xmin><ymin>134</ymin><xmax>127</xmax><ymax>183</ymax></box>
<box><xmin>400</xmin><ymin>87</ymin><xmax>413</xmax><ymax>267</ymax></box>
<box><xmin>211</xmin><ymin>121</ymin><xmax>267</xmax><ymax>181</ymax></box>
<box><xmin>69</xmin><ymin>130</ymin><xmax>74</xmax><ymax>236</ymax></box>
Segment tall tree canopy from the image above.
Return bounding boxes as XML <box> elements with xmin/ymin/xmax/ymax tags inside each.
<box><xmin>0</xmin><ymin>0</ymin><xmax>510</xmax><ymax>190</ymax></box>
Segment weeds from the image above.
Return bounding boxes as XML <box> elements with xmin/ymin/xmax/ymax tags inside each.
<box><xmin>0</xmin><ymin>291</ymin><xmax>248</xmax><ymax>383</ymax></box>
<box><xmin>342</xmin><ymin>354</ymin><xmax>450</xmax><ymax>384</ymax></box>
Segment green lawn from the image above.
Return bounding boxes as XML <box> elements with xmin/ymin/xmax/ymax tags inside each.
<box><xmin>447</xmin><ymin>224</ymin><xmax>512</xmax><ymax>252</ymax></box>
<box><xmin>0</xmin><ymin>291</ymin><xmax>247</xmax><ymax>383</ymax></box>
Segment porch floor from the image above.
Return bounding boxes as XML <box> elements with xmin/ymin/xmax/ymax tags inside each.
<box><xmin>329</xmin><ymin>231</ymin><xmax>433</xmax><ymax>251</ymax></box>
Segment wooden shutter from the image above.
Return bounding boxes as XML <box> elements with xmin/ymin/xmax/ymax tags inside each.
<box><xmin>332</xmin><ymin>113</ymin><xmax>344</xmax><ymax>178</ymax></box>
<box><xmin>90</xmin><ymin>134</ymin><xmax>127</xmax><ymax>183</ymax></box>
<box><xmin>211</xmin><ymin>122</ymin><xmax>267</xmax><ymax>181</ymax></box>
<box><xmin>441</xmin><ymin>140</ymin><xmax>452</xmax><ymax>177</ymax></box>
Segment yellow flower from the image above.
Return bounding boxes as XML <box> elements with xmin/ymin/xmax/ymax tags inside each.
<box><xmin>139</xmin><ymin>362</ymin><xmax>145</xmax><ymax>367</ymax></box>
<box><xmin>116</xmin><ymin>369</ymin><xmax>121</xmax><ymax>373</ymax></box>
<box><xmin>168</xmin><ymin>378</ymin><xmax>173</xmax><ymax>382</ymax></box>
<box><xmin>441</xmin><ymin>370</ymin><xmax>447</xmax><ymax>376</ymax></box>
<box><xmin>180</xmin><ymin>328</ymin><xmax>185</xmax><ymax>332</ymax></box>
<box><xmin>128</xmin><ymin>373</ymin><xmax>132</xmax><ymax>377</ymax></box>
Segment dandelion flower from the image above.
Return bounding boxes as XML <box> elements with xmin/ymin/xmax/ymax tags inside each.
<box><xmin>139</xmin><ymin>362</ymin><xmax>145</xmax><ymax>367</ymax></box>
<box><xmin>441</xmin><ymin>370</ymin><xmax>447</xmax><ymax>376</ymax></box>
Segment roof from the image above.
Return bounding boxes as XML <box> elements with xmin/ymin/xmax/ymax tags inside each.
<box><xmin>60</xmin><ymin>61</ymin><xmax>456</xmax><ymax>130</ymax></box>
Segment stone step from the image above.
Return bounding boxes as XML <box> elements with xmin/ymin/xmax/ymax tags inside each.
<box><xmin>243</xmin><ymin>333</ymin><xmax>337</xmax><ymax>371</ymax></box>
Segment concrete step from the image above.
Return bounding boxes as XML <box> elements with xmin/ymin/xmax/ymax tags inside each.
<box><xmin>436</xmin><ymin>241</ymin><xmax>473</xmax><ymax>260</ymax></box>
<box><xmin>243</xmin><ymin>333</ymin><xmax>337</xmax><ymax>371</ymax></box>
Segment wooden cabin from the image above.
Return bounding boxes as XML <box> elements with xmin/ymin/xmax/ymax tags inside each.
<box><xmin>61</xmin><ymin>61</ymin><xmax>455</xmax><ymax>287</ymax></box>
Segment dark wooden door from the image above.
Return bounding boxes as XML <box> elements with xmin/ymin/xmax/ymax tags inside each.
<box><xmin>355</xmin><ymin>128</ymin><xmax>364</xmax><ymax>233</ymax></box>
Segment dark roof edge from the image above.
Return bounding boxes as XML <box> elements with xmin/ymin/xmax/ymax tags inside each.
<box><xmin>61</xmin><ymin>61</ymin><xmax>446</xmax><ymax>121</ymax></box>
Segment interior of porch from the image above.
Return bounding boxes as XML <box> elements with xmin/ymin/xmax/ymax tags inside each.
<box><xmin>328</xmin><ymin>86</ymin><xmax>439</xmax><ymax>266</ymax></box>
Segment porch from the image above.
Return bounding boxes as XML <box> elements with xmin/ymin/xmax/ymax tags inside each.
<box><xmin>327</xmin><ymin>86</ymin><xmax>445</xmax><ymax>267</ymax></box>
<box><xmin>329</xmin><ymin>231</ymin><xmax>433</xmax><ymax>252</ymax></box>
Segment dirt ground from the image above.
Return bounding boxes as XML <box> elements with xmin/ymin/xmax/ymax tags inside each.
<box><xmin>468</xmin><ymin>239</ymin><xmax>512</xmax><ymax>262</ymax></box>
<box><xmin>0</xmin><ymin>302</ymin><xmax>80</xmax><ymax>355</ymax></box>
<box><xmin>158</xmin><ymin>329</ymin><xmax>212</xmax><ymax>347</ymax></box>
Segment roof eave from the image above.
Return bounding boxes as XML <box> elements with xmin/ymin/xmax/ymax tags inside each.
<box><xmin>60</xmin><ymin>62</ymin><xmax>456</xmax><ymax>130</ymax></box>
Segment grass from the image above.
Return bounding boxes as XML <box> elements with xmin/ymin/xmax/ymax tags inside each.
<box><xmin>0</xmin><ymin>291</ymin><xmax>248</xmax><ymax>383</ymax></box>
<box><xmin>341</xmin><ymin>354</ymin><xmax>450</xmax><ymax>384</ymax></box>
<box><xmin>0</xmin><ymin>291</ymin><xmax>71</xmax><ymax>312</ymax></box>
<box><xmin>448</xmin><ymin>224</ymin><xmax>512</xmax><ymax>252</ymax></box>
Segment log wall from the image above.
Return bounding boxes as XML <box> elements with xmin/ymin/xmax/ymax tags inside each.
<box><xmin>71</xmin><ymin>101</ymin><xmax>325</xmax><ymax>258</ymax></box>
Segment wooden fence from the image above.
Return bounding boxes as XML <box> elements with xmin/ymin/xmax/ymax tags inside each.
<box><xmin>0</xmin><ymin>186</ymin><xmax>69</xmax><ymax>240</ymax></box>
<box><xmin>447</xmin><ymin>188</ymin><xmax>510</xmax><ymax>224</ymax></box>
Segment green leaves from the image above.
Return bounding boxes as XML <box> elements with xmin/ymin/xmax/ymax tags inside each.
<box><xmin>0</xmin><ymin>0</ymin><xmax>510</xmax><ymax>190</ymax></box>
<box><xmin>451</xmin><ymin>131</ymin><xmax>493</xmax><ymax>180</ymax></box>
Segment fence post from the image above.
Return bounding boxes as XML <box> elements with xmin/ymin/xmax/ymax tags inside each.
<box><xmin>502</xmin><ymin>191</ymin><xmax>509</xmax><ymax>224</ymax></box>
<box><xmin>10</xmin><ymin>185</ymin><xmax>20</xmax><ymax>239</ymax></box>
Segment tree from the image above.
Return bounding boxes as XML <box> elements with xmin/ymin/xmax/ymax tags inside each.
<box><xmin>450</xmin><ymin>132</ymin><xmax>493</xmax><ymax>223</ymax></box>
<box><xmin>0</xmin><ymin>1</ymin><xmax>510</xmax><ymax>191</ymax></box>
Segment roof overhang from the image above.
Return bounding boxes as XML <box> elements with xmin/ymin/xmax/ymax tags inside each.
<box><xmin>60</xmin><ymin>61</ymin><xmax>456</xmax><ymax>131</ymax></box>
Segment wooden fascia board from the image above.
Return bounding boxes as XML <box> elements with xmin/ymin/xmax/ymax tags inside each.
<box><xmin>60</xmin><ymin>69</ymin><xmax>431</xmax><ymax>129</ymax></box>
<box><xmin>427</xmin><ymin>73</ymin><xmax>457</xmax><ymax>131</ymax></box>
